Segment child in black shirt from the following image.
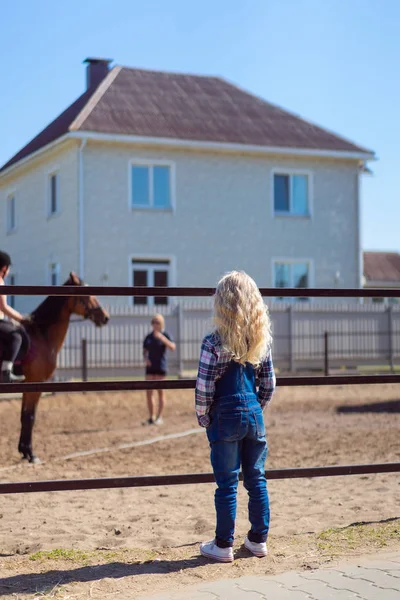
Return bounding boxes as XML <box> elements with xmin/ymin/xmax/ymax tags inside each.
<box><xmin>143</xmin><ymin>314</ymin><xmax>176</xmax><ymax>425</ymax></box>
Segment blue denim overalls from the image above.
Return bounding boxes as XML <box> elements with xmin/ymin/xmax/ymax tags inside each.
<box><xmin>206</xmin><ymin>359</ymin><xmax>270</xmax><ymax>548</ymax></box>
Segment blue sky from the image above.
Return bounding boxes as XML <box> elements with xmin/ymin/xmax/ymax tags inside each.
<box><xmin>1</xmin><ymin>0</ymin><xmax>399</xmax><ymax>251</ymax></box>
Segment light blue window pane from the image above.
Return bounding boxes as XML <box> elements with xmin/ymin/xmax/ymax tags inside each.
<box><xmin>274</xmin><ymin>175</ymin><xmax>289</xmax><ymax>212</ymax></box>
<box><xmin>293</xmin><ymin>263</ymin><xmax>309</xmax><ymax>288</ymax></box>
<box><xmin>153</xmin><ymin>166</ymin><xmax>171</xmax><ymax>208</ymax></box>
<box><xmin>274</xmin><ymin>263</ymin><xmax>290</xmax><ymax>288</ymax></box>
<box><xmin>132</xmin><ymin>166</ymin><xmax>150</xmax><ymax>206</ymax></box>
<box><xmin>292</xmin><ymin>175</ymin><xmax>309</xmax><ymax>215</ymax></box>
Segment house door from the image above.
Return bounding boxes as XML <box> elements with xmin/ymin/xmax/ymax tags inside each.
<box><xmin>132</xmin><ymin>259</ymin><xmax>170</xmax><ymax>306</ymax></box>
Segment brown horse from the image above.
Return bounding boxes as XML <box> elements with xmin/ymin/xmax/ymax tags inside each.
<box><xmin>17</xmin><ymin>272</ymin><xmax>109</xmax><ymax>463</ymax></box>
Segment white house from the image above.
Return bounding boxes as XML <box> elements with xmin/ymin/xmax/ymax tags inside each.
<box><xmin>0</xmin><ymin>58</ymin><xmax>374</xmax><ymax>312</ymax></box>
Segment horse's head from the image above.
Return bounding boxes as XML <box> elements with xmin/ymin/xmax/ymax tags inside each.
<box><xmin>66</xmin><ymin>272</ymin><xmax>109</xmax><ymax>327</ymax></box>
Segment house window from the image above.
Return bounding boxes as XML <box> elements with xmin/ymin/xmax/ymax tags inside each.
<box><xmin>48</xmin><ymin>173</ymin><xmax>59</xmax><ymax>216</ymax></box>
<box><xmin>6</xmin><ymin>195</ymin><xmax>16</xmax><ymax>232</ymax></box>
<box><xmin>132</xmin><ymin>259</ymin><xmax>170</xmax><ymax>306</ymax></box>
<box><xmin>274</xmin><ymin>173</ymin><xmax>310</xmax><ymax>216</ymax></box>
<box><xmin>131</xmin><ymin>164</ymin><xmax>172</xmax><ymax>209</ymax></box>
<box><xmin>48</xmin><ymin>262</ymin><xmax>60</xmax><ymax>286</ymax></box>
<box><xmin>273</xmin><ymin>261</ymin><xmax>310</xmax><ymax>300</ymax></box>
<box><xmin>7</xmin><ymin>273</ymin><xmax>16</xmax><ymax>309</ymax></box>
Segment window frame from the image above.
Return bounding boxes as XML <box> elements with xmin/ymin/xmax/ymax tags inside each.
<box><xmin>128</xmin><ymin>159</ymin><xmax>176</xmax><ymax>212</ymax></box>
<box><xmin>272</xmin><ymin>258</ymin><xmax>314</xmax><ymax>302</ymax></box>
<box><xmin>47</xmin><ymin>170</ymin><xmax>60</xmax><ymax>218</ymax></box>
<box><xmin>47</xmin><ymin>262</ymin><xmax>61</xmax><ymax>286</ymax></box>
<box><xmin>271</xmin><ymin>169</ymin><xmax>313</xmax><ymax>218</ymax></box>
<box><xmin>6</xmin><ymin>192</ymin><xmax>17</xmax><ymax>233</ymax></box>
<box><xmin>129</xmin><ymin>254</ymin><xmax>177</xmax><ymax>307</ymax></box>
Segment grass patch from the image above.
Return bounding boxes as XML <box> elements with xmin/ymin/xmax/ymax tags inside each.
<box><xmin>316</xmin><ymin>518</ymin><xmax>400</xmax><ymax>555</ymax></box>
<box><xmin>28</xmin><ymin>546</ymin><xmax>158</xmax><ymax>566</ymax></box>
<box><xmin>29</xmin><ymin>548</ymin><xmax>92</xmax><ymax>563</ymax></box>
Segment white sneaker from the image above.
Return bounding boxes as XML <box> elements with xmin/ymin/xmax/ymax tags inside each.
<box><xmin>244</xmin><ymin>536</ymin><xmax>268</xmax><ymax>557</ymax></box>
<box><xmin>154</xmin><ymin>416</ymin><xmax>164</xmax><ymax>425</ymax></box>
<box><xmin>200</xmin><ymin>539</ymin><xmax>234</xmax><ymax>563</ymax></box>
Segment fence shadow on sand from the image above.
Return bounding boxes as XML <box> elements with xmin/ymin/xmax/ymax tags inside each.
<box><xmin>336</xmin><ymin>399</ymin><xmax>400</xmax><ymax>414</ymax></box>
<box><xmin>0</xmin><ymin>545</ymin><xmax>255</xmax><ymax>596</ymax></box>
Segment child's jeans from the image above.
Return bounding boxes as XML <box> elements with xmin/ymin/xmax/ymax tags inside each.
<box><xmin>206</xmin><ymin>394</ymin><xmax>269</xmax><ymax>548</ymax></box>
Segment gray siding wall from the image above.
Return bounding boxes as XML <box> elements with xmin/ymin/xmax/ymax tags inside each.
<box><xmin>83</xmin><ymin>143</ymin><xmax>360</xmax><ymax>305</ymax></box>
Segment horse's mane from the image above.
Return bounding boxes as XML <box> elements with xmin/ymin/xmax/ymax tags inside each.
<box><xmin>28</xmin><ymin>275</ymin><xmax>83</xmax><ymax>335</ymax></box>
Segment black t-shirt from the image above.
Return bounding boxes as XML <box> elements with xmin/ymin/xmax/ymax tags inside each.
<box><xmin>143</xmin><ymin>331</ymin><xmax>173</xmax><ymax>372</ymax></box>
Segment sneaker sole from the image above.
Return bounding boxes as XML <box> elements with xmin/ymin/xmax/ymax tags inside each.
<box><xmin>200</xmin><ymin>547</ymin><xmax>233</xmax><ymax>563</ymax></box>
<box><xmin>244</xmin><ymin>539</ymin><xmax>268</xmax><ymax>557</ymax></box>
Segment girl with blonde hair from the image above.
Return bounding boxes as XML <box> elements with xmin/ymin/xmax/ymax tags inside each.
<box><xmin>195</xmin><ymin>271</ymin><xmax>276</xmax><ymax>562</ymax></box>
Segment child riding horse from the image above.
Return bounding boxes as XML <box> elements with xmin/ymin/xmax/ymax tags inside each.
<box><xmin>0</xmin><ymin>251</ymin><xmax>30</xmax><ymax>382</ymax></box>
<box><xmin>0</xmin><ymin>268</ymin><xmax>109</xmax><ymax>463</ymax></box>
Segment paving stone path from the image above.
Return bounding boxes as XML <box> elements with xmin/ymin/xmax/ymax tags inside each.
<box><xmin>144</xmin><ymin>553</ymin><xmax>400</xmax><ymax>599</ymax></box>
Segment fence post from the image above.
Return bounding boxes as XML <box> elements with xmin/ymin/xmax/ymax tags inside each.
<box><xmin>81</xmin><ymin>338</ymin><xmax>88</xmax><ymax>382</ymax></box>
<box><xmin>176</xmin><ymin>303</ymin><xmax>184</xmax><ymax>378</ymax></box>
<box><xmin>288</xmin><ymin>305</ymin><xmax>294</xmax><ymax>372</ymax></box>
<box><xmin>324</xmin><ymin>331</ymin><xmax>329</xmax><ymax>376</ymax></box>
<box><xmin>388</xmin><ymin>306</ymin><xmax>394</xmax><ymax>373</ymax></box>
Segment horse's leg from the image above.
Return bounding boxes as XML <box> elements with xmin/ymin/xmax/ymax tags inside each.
<box><xmin>18</xmin><ymin>392</ymin><xmax>42</xmax><ymax>464</ymax></box>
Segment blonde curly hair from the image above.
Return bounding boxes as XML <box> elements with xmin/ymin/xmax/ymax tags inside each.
<box><xmin>214</xmin><ymin>271</ymin><xmax>272</xmax><ymax>366</ymax></box>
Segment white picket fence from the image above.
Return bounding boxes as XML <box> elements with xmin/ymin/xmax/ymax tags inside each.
<box><xmin>56</xmin><ymin>300</ymin><xmax>400</xmax><ymax>378</ymax></box>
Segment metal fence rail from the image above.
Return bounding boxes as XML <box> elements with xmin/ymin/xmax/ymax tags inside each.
<box><xmin>1</xmin><ymin>285</ymin><xmax>400</xmax><ymax>297</ymax></box>
<box><xmin>1</xmin><ymin>463</ymin><xmax>400</xmax><ymax>495</ymax></box>
<box><xmin>1</xmin><ymin>373</ymin><xmax>400</xmax><ymax>394</ymax></box>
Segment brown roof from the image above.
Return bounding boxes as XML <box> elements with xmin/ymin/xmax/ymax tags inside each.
<box><xmin>1</xmin><ymin>65</ymin><xmax>373</xmax><ymax>173</ymax></box>
<box><xmin>0</xmin><ymin>88</ymin><xmax>96</xmax><ymax>173</ymax></box>
<box><xmin>363</xmin><ymin>252</ymin><xmax>400</xmax><ymax>283</ymax></box>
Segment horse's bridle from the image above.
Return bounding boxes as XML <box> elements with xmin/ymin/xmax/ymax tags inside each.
<box><xmin>72</xmin><ymin>295</ymin><xmax>103</xmax><ymax>322</ymax></box>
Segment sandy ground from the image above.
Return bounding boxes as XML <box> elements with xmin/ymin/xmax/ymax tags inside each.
<box><xmin>0</xmin><ymin>383</ymin><xmax>399</xmax><ymax>598</ymax></box>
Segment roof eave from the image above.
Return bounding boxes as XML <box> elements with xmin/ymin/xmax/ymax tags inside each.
<box><xmin>364</xmin><ymin>280</ymin><xmax>400</xmax><ymax>289</ymax></box>
<box><xmin>0</xmin><ymin>134</ymin><xmax>75</xmax><ymax>181</ymax></box>
<box><xmin>69</xmin><ymin>131</ymin><xmax>376</xmax><ymax>161</ymax></box>
<box><xmin>0</xmin><ymin>130</ymin><xmax>376</xmax><ymax>180</ymax></box>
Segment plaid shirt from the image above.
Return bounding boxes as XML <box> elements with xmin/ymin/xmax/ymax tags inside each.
<box><xmin>195</xmin><ymin>331</ymin><xmax>276</xmax><ymax>427</ymax></box>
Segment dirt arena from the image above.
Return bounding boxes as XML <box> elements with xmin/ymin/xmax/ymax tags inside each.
<box><xmin>0</xmin><ymin>382</ymin><xmax>399</xmax><ymax>598</ymax></box>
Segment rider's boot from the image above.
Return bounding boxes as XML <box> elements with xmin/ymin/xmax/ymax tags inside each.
<box><xmin>1</xmin><ymin>361</ymin><xmax>25</xmax><ymax>383</ymax></box>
